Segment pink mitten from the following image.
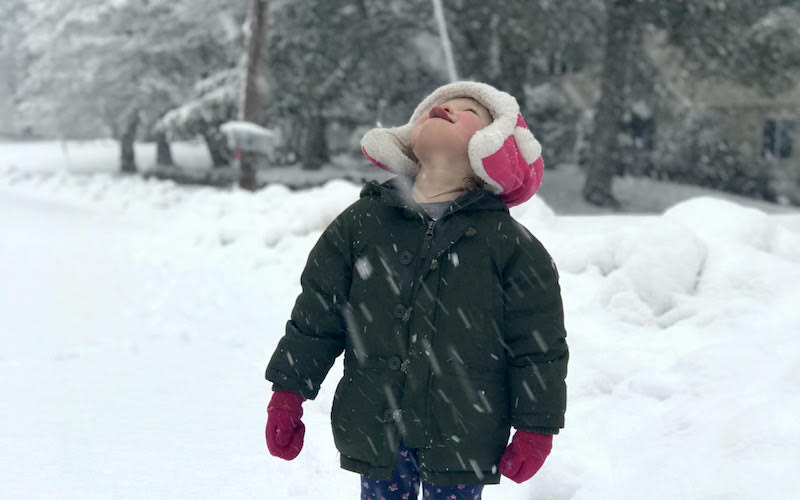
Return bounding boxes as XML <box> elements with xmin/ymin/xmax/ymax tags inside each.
<box><xmin>499</xmin><ymin>430</ymin><xmax>553</xmax><ymax>483</ymax></box>
<box><xmin>265</xmin><ymin>390</ymin><xmax>307</xmax><ymax>460</ymax></box>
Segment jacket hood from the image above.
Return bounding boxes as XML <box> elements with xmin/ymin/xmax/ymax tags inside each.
<box><xmin>360</xmin><ymin>175</ymin><xmax>509</xmax><ymax>218</ymax></box>
<box><xmin>360</xmin><ymin>81</ymin><xmax>544</xmax><ymax>208</ymax></box>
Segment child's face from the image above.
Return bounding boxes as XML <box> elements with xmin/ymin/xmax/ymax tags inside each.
<box><xmin>410</xmin><ymin>97</ymin><xmax>493</xmax><ymax>162</ymax></box>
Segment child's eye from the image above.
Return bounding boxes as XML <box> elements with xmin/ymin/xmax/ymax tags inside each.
<box><xmin>465</xmin><ymin>108</ymin><xmax>478</xmax><ymax>115</ymax></box>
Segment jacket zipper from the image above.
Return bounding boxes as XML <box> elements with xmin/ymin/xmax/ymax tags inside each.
<box><xmin>422</xmin><ymin>218</ymin><xmax>438</xmax><ymax>447</ymax></box>
<box><xmin>425</xmin><ymin>219</ymin><xmax>436</xmax><ymax>238</ymax></box>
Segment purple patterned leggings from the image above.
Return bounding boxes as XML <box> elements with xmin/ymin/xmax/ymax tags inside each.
<box><xmin>360</xmin><ymin>442</ymin><xmax>483</xmax><ymax>500</ymax></box>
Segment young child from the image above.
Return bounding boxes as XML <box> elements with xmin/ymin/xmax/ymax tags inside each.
<box><xmin>265</xmin><ymin>81</ymin><xmax>568</xmax><ymax>500</ymax></box>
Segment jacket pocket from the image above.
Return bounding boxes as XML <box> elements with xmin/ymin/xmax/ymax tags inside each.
<box><xmin>330</xmin><ymin>371</ymin><xmax>398</xmax><ymax>467</ymax></box>
<box><xmin>426</xmin><ymin>373</ymin><xmax>511</xmax><ymax>472</ymax></box>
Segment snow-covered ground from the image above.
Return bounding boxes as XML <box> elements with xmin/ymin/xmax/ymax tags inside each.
<box><xmin>0</xmin><ymin>138</ymin><xmax>215</xmax><ymax>174</ymax></box>
<box><xmin>3</xmin><ymin>139</ymin><xmax>797</xmax><ymax>216</ymax></box>
<box><xmin>2</xmin><ymin>154</ymin><xmax>800</xmax><ymax>499</ymax></box>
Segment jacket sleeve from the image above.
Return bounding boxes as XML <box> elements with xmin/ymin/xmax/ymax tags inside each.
<box><xmin>265</xmin><ymin>211</ymin><xmax>353</xmax><ymax>400</ymax></box>
<box><xmin>502</xmin><ymin>227</ymin><xmax>568</xmax><ymax>433</ymax></box>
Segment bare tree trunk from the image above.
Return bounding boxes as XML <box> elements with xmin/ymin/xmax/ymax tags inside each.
<box><xmin>582</xmin><ymin>0</ymin><xmax>636</xmax><ymax>208</ymax></box>
<box><xmin>239</xmin><ymin>0</ymin><xmax>271</xmax><ymax>190</ymax></box>
<box><xmin>300</xmin><ymin>113</ymin><xmax>328</xmax><ymax>171</ymax></box>
<box><xmin>120</xmin><ymin>111</ymin><xmax>140</xmax><ymax>174</ymax></box>
<box><xmin>284</xmin><ymin>120</ymin><xmax>303</xmax><ymax>162</ymax></box>
<box><xmin>155</xmin><ymin>130</ymin><xmax>174</xmax><ymax>167</ymax></box>
<box><xmin>499</xmin><ymin>35</ymin><xmax>527</xmax><ymax>114</ymax></box>
<box><xmin>241</xmin><ymin>0</ymin><xmax>270</xmax><ymax>124</ymax></box>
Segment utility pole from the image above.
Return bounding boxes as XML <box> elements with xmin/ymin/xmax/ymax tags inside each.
<box><xmin>239</xmin><ymin>0</ymin><xmax>271</xmax><ymax>190</ymax></box>
<box><xmin>432</xmin><ymin>0</ymin><xmax>458</xmax><ymax>82</ymax></box>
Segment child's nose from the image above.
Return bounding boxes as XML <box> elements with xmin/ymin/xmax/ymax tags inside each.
<box><xmin>441</xmin><ymin>105</ymin><xmax>452</xmax><ymax>114</ymax></box>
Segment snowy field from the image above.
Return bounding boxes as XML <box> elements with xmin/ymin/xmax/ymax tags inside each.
<box><xmin>2</xmin><ymin>156</ymin><xmax>800</xmax><ymax>499</ymax></box>
<box><xmin>0</xmin><ymin>138</ymin><xmax>215</xmax><ymax>173</ymax></box>
<box><xmin>3</xmin><ymin>139</ymin><xmax>797</xmax><ymax>216</ymax></box>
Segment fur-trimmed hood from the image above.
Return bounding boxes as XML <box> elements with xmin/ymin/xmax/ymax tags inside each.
<box><xmin>360</xmin><ymin>81</ymin><xmax>545</xmax><ymax>208</ymax></box>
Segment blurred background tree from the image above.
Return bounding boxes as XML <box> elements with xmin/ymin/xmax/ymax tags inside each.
<box><xmin>5</xmin><ymin>0</ymin><xmax>800</xmax><ymax>205</ymax></box>
<box><xmin>583</xmin><ymin>0</ymin><xmax>800</xmax><ymax>206</ymax></box>
<box><xmin>16</xmin><ymin>0</ymin><xmax>243</xmax><ymax>172</ymax></box>
<box><xmin>267</xmin><ymin>0</ymin><xmax>442</xmax><ymax>170</ymax></box>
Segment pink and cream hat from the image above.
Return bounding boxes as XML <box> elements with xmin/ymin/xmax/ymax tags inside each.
<box><xmin>360</xmin><ymin>81</ymin><xmax>544</xmax><ymax>208</ymax></box>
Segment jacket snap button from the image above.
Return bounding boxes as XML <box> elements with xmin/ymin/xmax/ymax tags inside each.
<box><xmin>430</xmin><ymin>259</ymin><xmax>438</xmax><ymax>270</ymax></box>
<box><xmin>393</xmin><ymin>304</ymin><xmax>406</xmax><ymax>318</ymax></box>
<box><xmin>399</xmin><ymin>250</ymin><xmax>414</xmax><ymax>265</ymax></box>
<box><xmin>387</xmin><ymin>356</ymin><xmax>402</xmax><ymax>371</ymax></box>
<box><xmin>383</xmin><ymin>408</ymin><xmax>402</xmax><ymax>423</ymax></box>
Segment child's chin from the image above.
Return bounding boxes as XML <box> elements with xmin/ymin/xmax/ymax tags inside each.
<box><xmin>415</xmin><ymin>128</ymin><xmax>468</xmax><ymax>154</ymax></box>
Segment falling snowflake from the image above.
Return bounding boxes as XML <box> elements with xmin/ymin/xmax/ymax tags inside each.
<box><xmin>456</xmin><ymin>307</ymin><xmax>472</xmax><ymax>329</ymax></box>
<box><xmin>531</xmin><ymin>329</ymin><xmax>548</xmax><ymax>352</ymax></box>
<box><xmin>355</xmin><ymin>256</ymin><xmax>373</xmax><ymax>279</ymax></box>
<box><xmin>450</xmin><ymin>252</ymin><xmax>460</xmax><ymax>267</ymax></box>
<box><xmin>358</xmin><ymin>302</ymin><xmax>373</xmax><ymax>322</ymax></box>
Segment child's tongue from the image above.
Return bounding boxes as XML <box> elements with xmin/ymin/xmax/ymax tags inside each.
<box><xmin>429</xmin><ymin>106</ymin><xmax>452</xmax><ymax>123</ymax></box>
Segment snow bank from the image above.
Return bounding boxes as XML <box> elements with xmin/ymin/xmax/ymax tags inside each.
<box><xmin>2</xmin><ymin>168</ymin><xmax>800</xmax><ymax>499</ymax></box>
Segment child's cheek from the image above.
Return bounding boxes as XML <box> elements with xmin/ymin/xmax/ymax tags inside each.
<box><xmin>457</xmin><ymin>115</ymin><xmax>482</xmax><ymax>141</ymax></box>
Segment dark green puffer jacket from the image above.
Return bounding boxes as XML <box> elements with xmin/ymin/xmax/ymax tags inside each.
<box><xmin>265</xmin><ymin>174</ymin><xmax>568</xmax><ymax>485</ymax></box>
